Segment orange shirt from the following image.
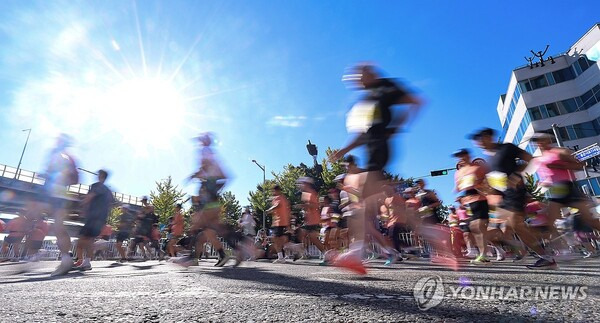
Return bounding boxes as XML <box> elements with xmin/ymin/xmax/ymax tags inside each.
<box><xmin>172</xmin><ymin>211</ymin><xmax>184</xmax><ymax>236</ymax></box>
<box><xmin>29</xmin><ymin>220</ymin><xmax>49</xmax><ymax>241</ymax></box>
<box><xmin>385</xmin><ymin>195</ymin><xmax>406</xmax><ymax>227</ymax></box>
<box><xmin>301</xmin><ymin>192</ymin><xmax>320</xmax><ymax>226</ymax></box>
<box><xmin>271</xmin><ymin>194</ymin><xmax>291</xmax><ymax>227</ymax></box>
<box><xmin>6</xmin><ymin>216</ymin><xmax>28</xmax><ymax>237</ymax></box>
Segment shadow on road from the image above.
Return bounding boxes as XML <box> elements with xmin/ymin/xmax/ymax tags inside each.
<box><xmin>203</xmin><ymin>266</ymin><xmax>537</xmax><ymax>322</ymax></box>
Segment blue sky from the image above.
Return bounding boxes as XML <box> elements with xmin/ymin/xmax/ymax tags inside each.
<box><xmin>0</xmin><ymin>1</ymin><xmax>598</xmax><ymax>207</ymax></box>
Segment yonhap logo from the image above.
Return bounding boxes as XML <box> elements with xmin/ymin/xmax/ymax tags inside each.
<box><xmin>413</xmin><ymin>275</ymin><xmax>444</xmax><ymax>310</ymax></box>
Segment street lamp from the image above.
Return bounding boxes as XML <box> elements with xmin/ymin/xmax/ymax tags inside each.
<box><xmin>251</xmin><ymin>159</ymin><xmax>267</xmax><ymax>230</ymax></box>
<box><xmin>15</xmin><ymin>128</ymin><xmax>32</xmax><ymax>180</ymax></box>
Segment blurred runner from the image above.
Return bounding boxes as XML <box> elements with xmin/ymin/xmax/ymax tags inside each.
<box><xmin>115</xmin><ymin>205</ymin><xmax>135</xmax><ymax>262</ymax></box>
<box><xmin>266</xmin><ymin>185</ymin><xmax>291</xmax><ymax>264</ymax></box>
<box><xmin>74</xmin><ymin>170</ymin><xmax>113</xmax><ymax>271</ymax></box>
<box><xmin>470</xmin><ymin>128</ymin><xmax>555</xmax><ymax>269</ymax></box>
<box><xmin>42</xmin><ymin>134</ymin><xmax>80</xmax><ymax>276</ymax></box>
<box><xmin>330</xmin><ymin>63</ymin><xmax>423</xmax><ymax>274</ymax></box>
<box><xmin>167</xmin><ymin>204</ymin><xmax>184</xmax><ymax>257</ymax></box>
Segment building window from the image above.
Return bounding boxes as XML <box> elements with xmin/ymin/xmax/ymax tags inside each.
<box><xmin>560</xmin><ymin>98</ymin><xmax>578</xmax><ymax>113</ymax></box>
<box><xmin>530</xmin><ymin>75</ymin><xmax>548</xmax><ymax>90</ymax></box>
<box><xmin>519</xmin><ymin>80</ymin><xmax>532</xmax><ymax>93</ymax></box>
<box><xmin>581</xmin><ymin>89</ymin><xmax>598</xmax><ymax>109</ymax></box>
<box><xmin>529</xmin><ymin>107</ymin><xmax>543</xmax><ymax>120</ymax></box>
<box><xmin>544</xmin><ymin>103</ymin><xmax>560</xmax><ymax>117</ymax></box>
<box><xmin>552</xmin><ymin>68</ymin><xmax>575</xmax><ymax>83</ymax></box>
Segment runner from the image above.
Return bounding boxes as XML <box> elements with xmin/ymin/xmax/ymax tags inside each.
<box><xmin>167</xmin><ymin>204</ymin><xmax>184</xmax><ymax>257</ymax></box>
<box><xmin>74</xmin><ymin>169</ymin><xmax>113</xmax><ymax>271</ymax></box>
<box><xmin>177</xmin><ymin>132</ymin><xmax>229</xmax><ymax>267</ymax></box>
<box><xmin>531</xmin><ymin>133</ymin><xmax>600</xmax><ymax>238</ymax></box>
<box><xmin>42</xmin><ymin>134</ymin><xmax>80</xmax><ymax>276</ymax></box>
<box><xmin>115</xmin><ymin>205</ymin><xmax>136</xmax><ymax>262</ymax></box>
<box><xmin>452</xmin><ymin>148</ymin><xmax>492</xmax><ymax>265</ymax></box>
<box><xmin>266</xmin><ymin>185</ymin><xmax>291</xmax><ymax>264</ymax></box>
<box><xmin>382</xmin><ymin>184</ymin><xmax>408</xmax><ymax>265</ymax></box>
<box><xmin>469</xmin><ymin>128</ymin><xmax>556</xmax><ymax>269</ymax></box>
<box><xmin>330</xmin><ymin>63</ymin><xmax>423</xmax><ymax>274</ymax></box>
<box><xmin>296</xmin><ymin>177</ymin><xmax>326</xmax><ymax>259</ymax></box>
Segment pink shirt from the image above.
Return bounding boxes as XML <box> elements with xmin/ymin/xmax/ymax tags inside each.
<box><xmin>456</xmin><ymin>208</ymin><xmax>469</xmax><ymax>221</ymax></box>
<box><xmin>535</xmin><ymin>149</ymin><xmax>573</xmax><ymax>185</ymax></box>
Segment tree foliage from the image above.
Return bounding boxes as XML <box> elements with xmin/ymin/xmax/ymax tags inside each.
<box><xmin>149</xmin><ymin>176</ymin><xmax>188</xmax><ymax>224</ymax></box>
<box><xmin>524</xmin><ymin>173</ymin><xmax>545</xmax><ymax>202</ymax></box>
<box><xmin>219</xmin><ymin>191</ymin><xmax>242</xmax><ymax>226</ymax></box>
<box><xmin>107</xmin><ymin>206</ymin><xmax>121</xmax><ymax>227</ymax></box>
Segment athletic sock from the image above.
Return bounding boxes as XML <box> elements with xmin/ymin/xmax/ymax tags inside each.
<box><xmin>277</xmin><ymin>252</ymin><xmax>284</xmax><ymax>259</ymax></box>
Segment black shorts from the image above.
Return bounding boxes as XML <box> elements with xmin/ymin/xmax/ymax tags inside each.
<box><xmin>133</xmin><ymin>236</ymin><xmax>147</xmax><ymax>245</ymax></box>
<box><xmin>4</xmin><ymin>235</ymin><xmax>24</xmax><ymax>244</ymax></box>
<box><xmin>27</xmin><ymin>240</ymin><xmax>44</xmax><ymax>250</ymax></box>
<box><xmin>573</xmin><ymin>215</ymin><xmax>594</xmax><ymax>233</ymax></box>
<box><xmin>459</xmin><ymin>223</ymin><xmax>470</xmax><ymax>232</ymax></box>
<box><xmin>466</xmin><ymin>200</ymin><xmax>489</xmax><ymax>220</ymax></box>
<box><xmin>302</xmin><ymin>224</ymin><xmax>320</xmax><ymax>232</ymax></box>
<box><xmin>338</xmin><ymin>217</ymin><xmax>348</xmax><ymax>229</ymax></box>
<box><xmin>80</xmin><ymin>221</ymin><xmax>104</xmax><ymax>238</ymax></box>
<box><xmin>547</xmin><ymin>181</ymin><xmax>587</xmax><ymax>205</ymax></box>
<box><xmin>271</xmin><ymin>226</ymin><xmax>287</xmax><ymax>237</ymax></box>
<box><xmin>116</xmin><ymin>231</ymin><xmax>130</xmax><ymax>242</ymax></box>
<box><xmin>150</xmin><ymin>240</ymin><xmax>160</xmax><ymax>249</ymax></box>
<box><xmin>366</xmin><ymin>134</ymin><xmax>389</xmax><ymax>171</ymax></box>
<box><xmin>500</xmin><ymin>185</ymin><xmax>527</xmax><ymax>213</ymax></box>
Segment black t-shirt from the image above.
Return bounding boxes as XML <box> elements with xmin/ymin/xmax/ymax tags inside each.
<box><xmin>87</xmin><ymin>182</ymin><xmax>113</xmax><ymax>222</ymax></box>
<box><xmin>488</xmin><ymin>143</ymin><xmax>526</xmax><ymax>176</ymax></box>
<box><xmin>364</xmin><ymin>78</ymin><xmax>408</xmax><ymax>136</ymax></box>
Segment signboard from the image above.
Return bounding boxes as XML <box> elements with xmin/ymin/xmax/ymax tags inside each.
<box><xmin>573</xmin><ymin>143</ymin><xmax>600</xmax><ymax>161</ymax></box>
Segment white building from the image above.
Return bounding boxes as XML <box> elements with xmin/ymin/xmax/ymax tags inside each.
<box><xmin>497</xmin><ymin>23</ymin><xmax>600</xmax><ymax>195</ymax></box>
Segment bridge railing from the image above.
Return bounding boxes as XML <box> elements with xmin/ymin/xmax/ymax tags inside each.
<box><xmin>0</xmin><ymin>163</ymin><xmax>143</xmax><ymax>206</ymax></box>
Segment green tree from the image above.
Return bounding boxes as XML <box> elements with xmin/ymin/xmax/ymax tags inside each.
<box><xmin>248</xmin><ymin>180</ymin><xmax>276</xmax><ymax>230</ymax></box>
<box><xmin>524</xmin><ymin>173</ymin><xmax>545</xmax><ymax>202</ymax></box>
<box><xmin>219</xmin><ymin>191</ymin><xmax>242</xmax><ymax>226</ymax></box>
<box><xmin>107</xmin><ymin>206</ymin><xmax>122</xmax><ymax>227</ymax></box>
<box><xmin>150</xmin><ymin>176</ymin><xmax>188</xmax><ymax>224</ymax></box>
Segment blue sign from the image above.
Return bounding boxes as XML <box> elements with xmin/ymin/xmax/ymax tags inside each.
<box><xmin>574</xmin><ymin>144</ymin><xmax>600</xmax><ymax>161</ymax></box>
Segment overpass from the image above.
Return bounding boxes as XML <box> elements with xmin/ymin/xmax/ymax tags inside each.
<box><xmin>0</xmin><ymin>163</ymin><xmax>144</xmax><ymax>214</ymax></box>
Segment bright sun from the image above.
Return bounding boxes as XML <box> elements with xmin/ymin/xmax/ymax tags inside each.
<box><xmin>104</xmin><ymin>78</ymin><xmax>186</xmax><ymax>152</ymax></box>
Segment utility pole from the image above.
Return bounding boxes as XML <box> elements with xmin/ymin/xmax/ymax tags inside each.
<box><xmin>15</xmin><ymin>128</ymin><xmax>32</xmax><ymax>180</ymax></box>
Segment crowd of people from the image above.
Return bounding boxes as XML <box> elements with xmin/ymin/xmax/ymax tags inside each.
<box><xmin>1</xmin><ymin>63</ymin><xmax>600</xmax><ymax>277</ymax></box>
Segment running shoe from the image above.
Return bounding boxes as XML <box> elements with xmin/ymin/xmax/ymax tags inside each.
<box><xmin>75</xmin><ymin>263</ymin><xmax>92</xmax><ymax>271</ymax></box>
<box><xmin>465</xmin><ymin>250</ymin><xmax>478</xmax><ymax>259</ymax></box>
<box><xmin>526</xmin><ymin>258</ymin><xmax>558</xmax><ymax>270</ymax></box>
<box><xmin>332</xmin><ymin>253</ymin><xmax>367</xmax><ymax>275</ymax></box>
<box><xmin>51</xmin><ymin>258</ymin><xmax>74</xmax><ymax>276</ymax></box>
<box><xmin>174</xmin><ymin>256</ymin><xmax>198</xmax><ymax>267</ymax></box>
<box><xmin>215</xmin><ymin>255</ymin><xmax>230</xmax><ymax>267</ymax></box>
<box><xmin>73</xmin><ymin>259</ymin><xmax>83</xmax><ymax>267</ymax></box>
<box><xmin>512</xmin><ymin>254</ymin><xmax>526</xmax><ymax>263</ymax></box>
<box><xmin>470</xmin><ymin>256</ymin><xmax>491</xmax><ymax>265</ymax></box>
<box><xmin>272</xmin><ymin>258</ymin><xmax>287</xmax><ymax>264</ymax></box>
<box><xmin>384</xmin><ymin>254</ymin><xmax>398</xmax><ymax>266</ymax></box>
<box><xmin>118</xmin><ymin>258</ymin><xmax>127</xmax><ymax>263</ymax></box>
<box><xmin>495</xmin><ymin>253</ymin><xmax>506</xmax><ymax>261</ymax></box>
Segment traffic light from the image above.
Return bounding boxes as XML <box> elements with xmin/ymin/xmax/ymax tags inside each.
<box><xmin>430</xmin><ymin>169</ymin><xmax>449</xmax><ymax>177</ymax></box>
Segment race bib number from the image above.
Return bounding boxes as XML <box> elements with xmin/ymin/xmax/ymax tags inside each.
<box><xmin>486</xmin><ymin>171</ymin><xmax>508</xmax><ymax>192</ymax></box>
<box><xmin>547</xmin><ymin>184</ymin><xmax>569</xmax><ymax>199</ymax></box>
<box><xmin>346</xmin><ymin>100</ymin><xmax>380</xmax><ymax>133</ymax></box>
<box><xmin>458</xmin><ymin>174</ymin><xmax>476</xmax><ymax>191</ymax></box>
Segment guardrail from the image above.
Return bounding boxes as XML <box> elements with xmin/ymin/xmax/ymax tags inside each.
<box><xmin>0</xmin><ymin>163</ymin><xmax>143</xmax><ymax>206</ymax></box>
<box><xmin>1</xmin><ymin>230</ymin><xmax>597</xmax><ymax>261</ymax></box>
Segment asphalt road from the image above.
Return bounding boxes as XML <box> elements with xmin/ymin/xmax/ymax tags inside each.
<box><xmin>0</xmin><ymin>257</ymin><xmax>599</xmax><ymax>322</ymax></box>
